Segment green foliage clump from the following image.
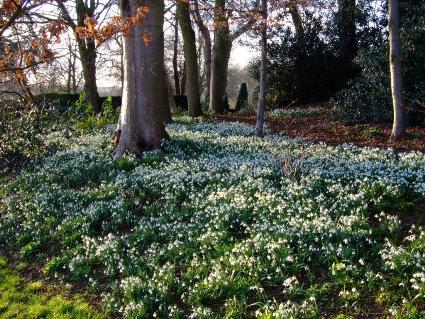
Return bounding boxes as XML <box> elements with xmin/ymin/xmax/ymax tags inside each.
<box><xmin>332</xmin><ymin>47</ymin><xmax>393</xmax><ymax>124</ymax></box>
<box><xmin>361</xmin><ymin>127</ymin><xmax>382</xmax><ymax>139</ymax></box>
<box><xmin>269</xmin><ymin>107</ymin><xmax>325</xmax><ymax>120</ymax></box>
<box><xmin>73</xmin><ymin>94</ymin><xmax>119</xmax><ymax>133</ymax></box>
<box><xmin>0</xmin><ymin>102</ymin><xmax>68</xmax><ymax>177</ymax></box>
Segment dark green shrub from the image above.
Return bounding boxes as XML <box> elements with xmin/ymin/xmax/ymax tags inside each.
<box><xmin>235</xmin><ymin>83</ymin><xmax>248</xmax><ymax>112</ymax></box>
<box><xmin>332</xmin><ymin>47</ymin><xmax>392</xmax><ymax>124</ymax></box>
<box><xmin>223</xmin><ymin>92</ymin><xmax>230</xmax><ymax>113</ymax></box>
<box><xmin>34</xmin><ymin>93</ymin><xmax>80</xmax><ymax>112</ymax></box>
<box><xmin>250</xmin><ymin>11</ymin><xmax>358</xmax><ymax>108</ymax></box>
<box><xmin>333</xmin><ymin>1</ymin><xmax>425</xmax><ymax>125</ymax></box>
<box><xmin>0</xmin><ymin>103</ymin><xmax>65</xmax><ymax>176</ymax></box>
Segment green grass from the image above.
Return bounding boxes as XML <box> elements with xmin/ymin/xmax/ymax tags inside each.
<box><xmin>0</xmin><ymin>257</ymin><xmax>103</xmax><ymax>319</ymax></box>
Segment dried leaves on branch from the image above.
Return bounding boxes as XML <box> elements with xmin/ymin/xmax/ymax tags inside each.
<box><xmin>75</xmin><ymin>6</ymin><xmax>150</xmax><ymax>45</ymax></box>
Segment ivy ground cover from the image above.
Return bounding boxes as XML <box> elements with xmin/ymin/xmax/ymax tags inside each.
<box><xmin>1</xmin><ymin>118</ymin><xmax>425</xmax><ymax>318</ymax></box>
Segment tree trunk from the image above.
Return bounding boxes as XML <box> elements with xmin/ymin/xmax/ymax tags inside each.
<box><xmin>209</xmin><ymin>42</ymin><xmax>232</xmax><ymax>114</ymax></box>
<box><xmin>337</xmin><ymin>0</ymin><xmax>357</xmax><ymax>76</ymax></box>
<box><xmin>78</xmin><ymin>39</ymin><xmax>101</xmax><ymax>113</ymax></box>
<box><xmin>173</xmin><ymin>17</ymin><xmax>180</xmax><ymax>95</ymax></box>
<box><xmin>56</xmin><ymin>0</ymin><xmax>101</xmax><ymax>109</ymax></box>
<box><xmin>288</xmin><ymin>2</ymin><xmax>304</xmax><ymax>39</ymax></box>
<box><xmin>389</xmin><ymin>0</ymin><xmax>406</xmax><ymax>140</ymax></box>
<box><xmin>161</xmin><ymin>64</ymin><xmax>173</xmax><ymax>123</ymax></box>
<box><xmin>66</xmin><ymin>51</ymin><xmax>72</xmax><ymax>93</ymax></box>
<box><xmin>164</xmin><ymin>64</ymin><xmax>176</xmax><ymax>116</ymax></box>
<box><xmin>209</xmin><ymin>0</ymin><xmax>231</xmax><ymax>114</ymax></box>
<box><xmin>193</xmin><ymin>0</ymin><xmax>212</xmax><ymax>97</ymax></box>
<box><xmin>71</xmin><ymin>50</ymin><xmax>77</xmax><ymax>93</ymax></box>
<box><xmin>255</xmin><ymin>0</ymin><xmax>267</xmax><ymax>137</ymax></box>
<box><xmin>180</xmin><ymin>61</ymin><xmax>186</xmax><ymax>95</ymax></box>
<box><xmin>177</xmin><ymin>0</ymin><xmax>202</xmax><ymax>117</ymax></box>
<box><xmin>18</xmin><ymin>76</ymin><xmax>34</xmax><ymax>104</ymax></box>
<box><xmin>75</xmin><ymin>0</ymin><xmax>101</xmax><ymax>112</ymax></box>
<box><xmin>114</xmin><ymin>0</ymin><xmax>169</xmax><ymax>156</ymax></box>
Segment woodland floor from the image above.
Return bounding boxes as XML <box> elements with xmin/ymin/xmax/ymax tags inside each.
<box><xmin>2</xmin><ymin>109</ymin><xmax>425</xmax><ymax>318</ymax></box>
<box><xmin>213</xmin><ymin>102</ymin><xmax>425</xmax><ymax>152</ymax></box>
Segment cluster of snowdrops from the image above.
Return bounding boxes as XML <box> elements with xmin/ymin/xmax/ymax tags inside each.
<box><xmin>1</xmin><ymin>117</ymin><xmax>425</xmax><ymax>318</ymax></box>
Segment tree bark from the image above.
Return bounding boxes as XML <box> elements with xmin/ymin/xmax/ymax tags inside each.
<box><xmin>78</xmin><ymin>39</ymin><xmax>101</xmax><ymax>112</ymax></box>
<box><xmin>193</xmin><ymin>0</ymin><xmax>212</xmax><ymax>97</ymax></box>
<box><xmin>172</xmin><ymin>17</ymin><xmax>180</xmax><ymax>95</ymax></box>
<box><xmin>288</xmin><ymin>2</ymin><xmax>304</xmax><ymax>39</ymax></box>
<box><xmin>209</xmin><ymin>0</ymin><xmax>231</xmax><ymax>114</ymax></box>
<box><xmin>161</xmin><ymin>64</ymin><xmax>173</xmax><ymax>123</ymax></box>
<box><xmin>76</xmin><ymin>0</ymin><xmax>101</xmax><ymax>112</ymax></box>
<box><xmin>389</xmin><ymin>0</ymin><xmax>406</xmax><ymax>140</ymax></box>
<box><xmin>208</xmin><ymin>0</ymin><xmax>259</xmax><ymax>114</ymax></box>
<box><xmin>164</xmin><ymin>64</ymin><xmax>176</xmax><ymax>116</ymax></box>
<box><xmin>180</xmin><ymin>61</ymin><xmax>186</xmax><ymax>95</ymax></box>
<box><xmin>57</xmin><ymin>0</ymin><xmax>101</xmax><ymax>112</ymax></box>
<box><xmin>337</xmin><ymin>0</ymin><xmax>357</xmax><ymax>72</ymax></box>
<box><xmin>255</xmin><ymin>0</ymin><xmax>267</xmax><ymax>137</ymax></box>
<box><xmin>114</xmin><ymin>0</ymin><xmax>169</xmax><ymax>156</ymax></box>
<box><xmin>176</xmin><ymin>0</ymin><xmax>202</xmax><ymax>117</ymax></box>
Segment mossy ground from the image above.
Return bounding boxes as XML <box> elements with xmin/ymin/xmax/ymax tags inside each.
<box><xmin>0</xmin><ymin>257</ymin><xmax>103</xmax><ymax>319</ymax></box>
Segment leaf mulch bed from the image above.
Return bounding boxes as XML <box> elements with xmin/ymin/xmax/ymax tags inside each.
<box><xmin>212</xmin><ymin>113</ymin><xmax>425</xmax><ymax>153</ymax></box>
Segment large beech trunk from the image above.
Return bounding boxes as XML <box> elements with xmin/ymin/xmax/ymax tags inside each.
<box><xmin>389</xmin><ymin>0</ymin><xmax>406</xmax><ymax>139</ymax></box>
<box><xmin>176</xmin><ymin>0</ymin><xmax>202</xmax><ymax>117</ymax></box>
<box><xmin>114</xmin><ymin>0</ymin><xmax>169</xmax><ymax>156</ymax></box>
<box><xmin>255</xmin><ymin>0</ymin><xmax>267</xmax><ymax>137</ymax></box>
<box><xmin>209</xmin><ymin>37</ymin><xmax>232</xmax><ymax>114</ymax></box>
<box><xmin>209</xmin><ymin>0</ymin><xmax>231</xmax><ymax>114</ymax></box>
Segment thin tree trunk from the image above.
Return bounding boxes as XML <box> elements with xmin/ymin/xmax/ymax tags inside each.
<box><xmin>56</xmin><ymin>0</ymin><xmax>101</xmax><ymax>109</ymax></box>
<box><xmin>177</xmin><ymin>0</ymin><xmax>202</xmax><ymax>117</ymax></box>
<box><xmin>193</xmin><ymin>0</ymin><xmax>212</xmax><ymax>97</ymax></box>
<box><xmin>389</xmin><ymin>0</ymin><xmax>406</xmax><ymax>140</ymax></box>
<box><xmin>161</xmin><ymin>64</ymin><xmax>173</xmax><ymax>123</ymax></box>
<box><xmin>114</xmin><ymin>0</ymin><xmax>168</xmax><ymax>156</ymax></box>
<box><xmin>164</xmin><ymin>64</ymin><xmax>176</xmax><ymax>115</ymax></box>
<box><xmin>18</xmin><ymin>76</ymin><xmax>34</xmax><ymax>104</ymax></box>
<box><xmin>288</xmin><ymin>2</ymin><xmax>304</xmax><ymax>39</ymax></box>
<box><xmin>173</xmin><ymin>17</ymin><xmax>180</xmax><ymax>95</ymax></box>
<box><xmin>180</xmin><ymin>61</ymin><xmax>186</xmax><ymax>95</ymax></box>
<box><xmin>255</xmin><ymin>0</ymin><xmax>267</xmax><ymax>137</ymax></box>
<box><xmin>78</xmin><ymin>40</ymin><xmax>101</xmax><ymax>112</ymax></box>
<box><xmin>71</xmin><ymin>50</ymin><xmax>77</xmax><ymax>93</ymax></box>
<box><xmin>66</xmin><ymin>50</ymin><xmax>72</xmax><ymax>93</ymax></box>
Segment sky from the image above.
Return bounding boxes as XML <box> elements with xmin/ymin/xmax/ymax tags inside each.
<box><xmin>229</xmin><ymin>44</ymin><xmax>258</xmax><ymax>68</ymax></box>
